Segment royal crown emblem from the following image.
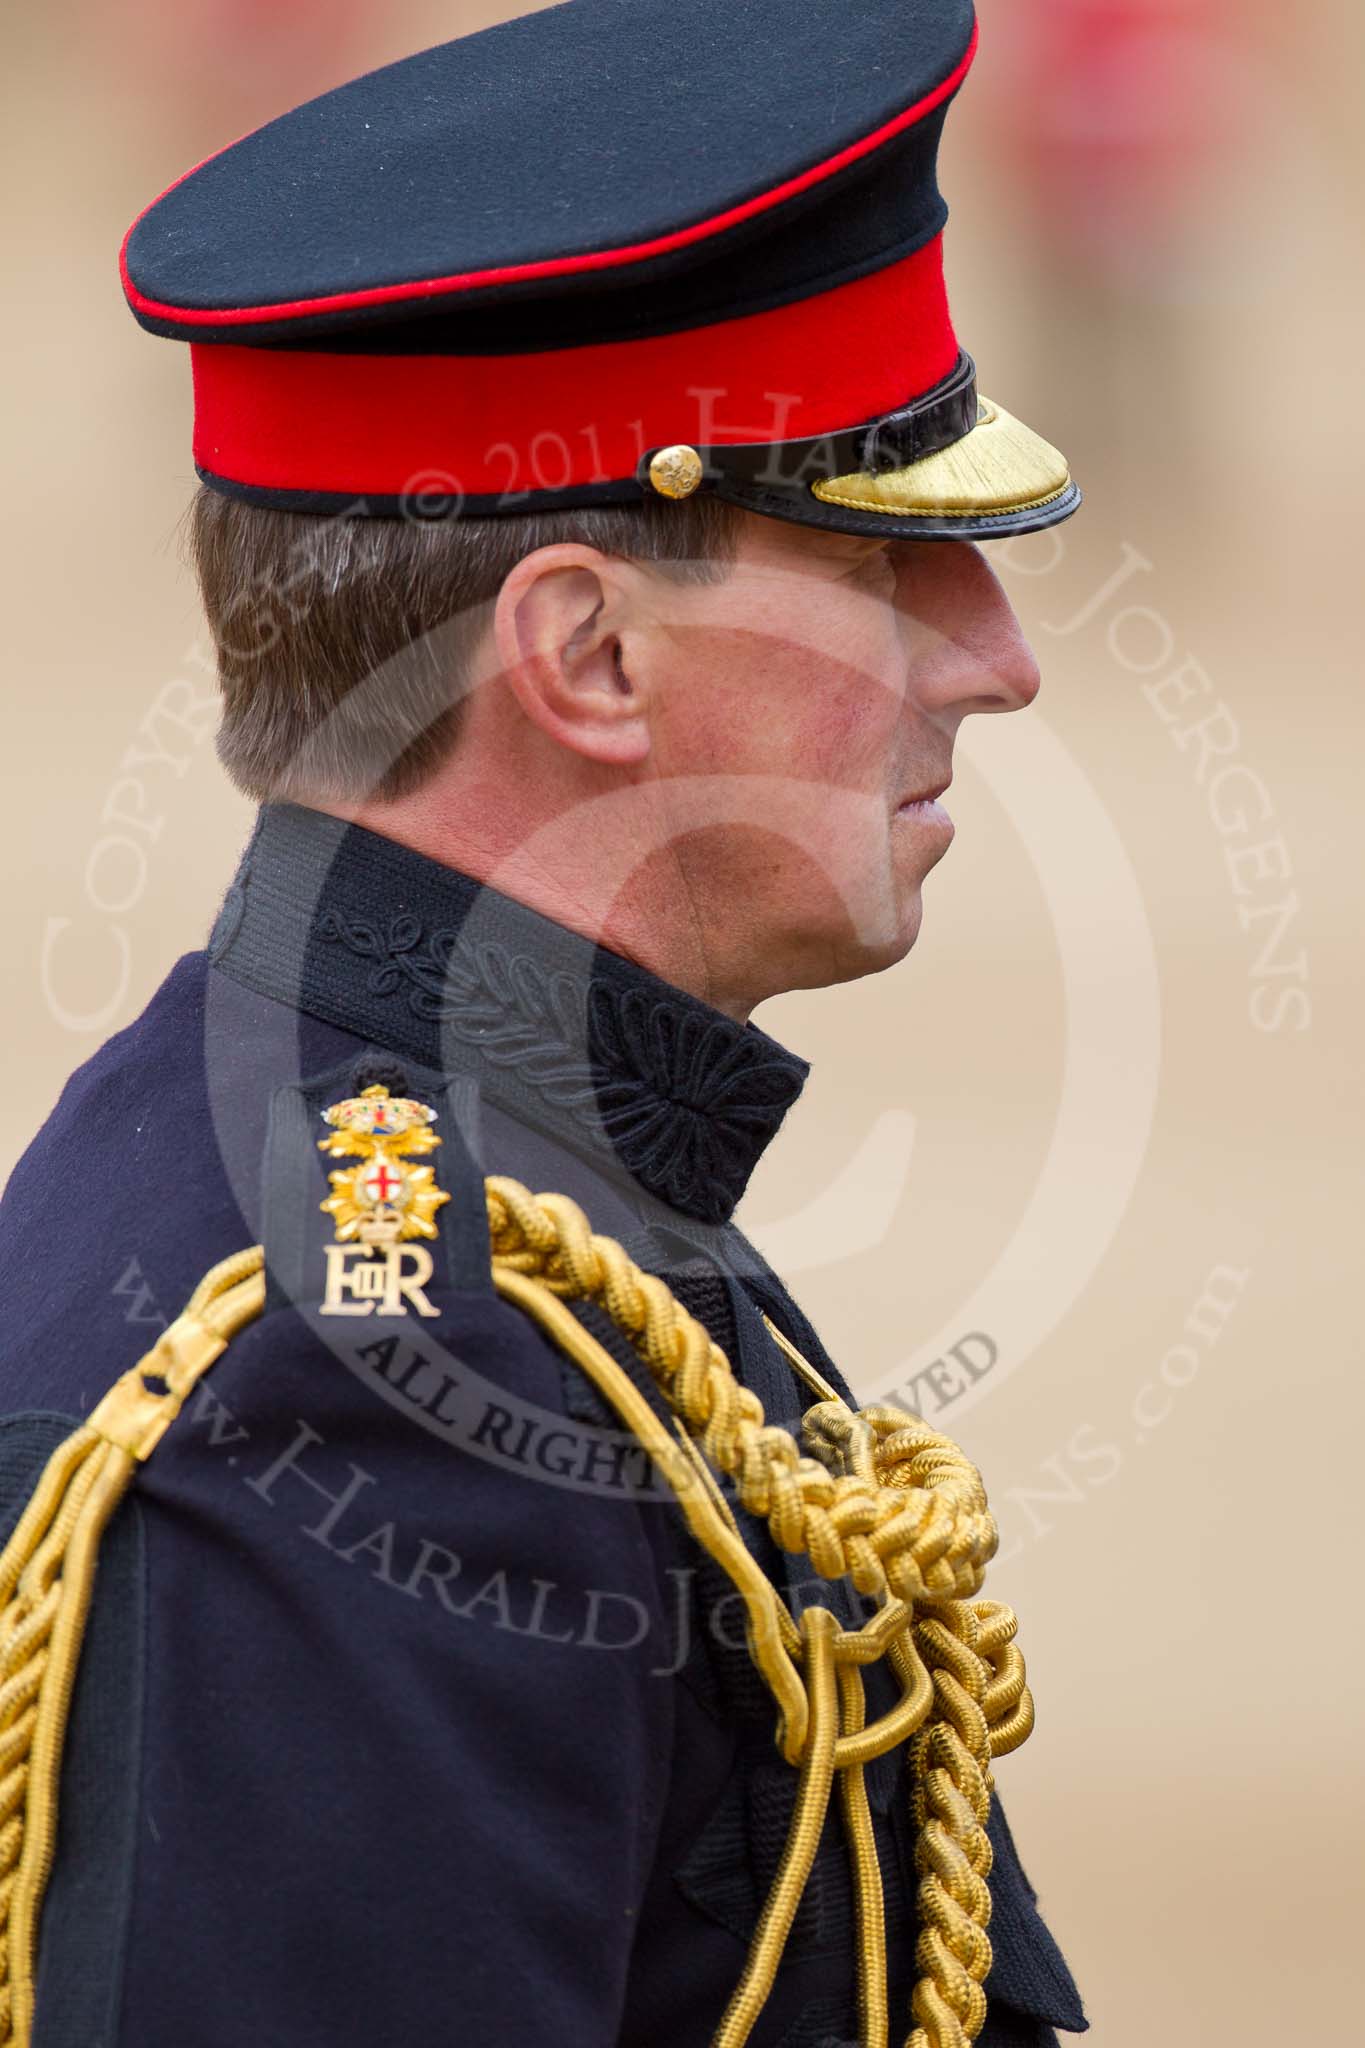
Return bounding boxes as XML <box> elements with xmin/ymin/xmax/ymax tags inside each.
<box><xmin>318</xmin><ymin>1084</ymin><xmax>451</xmax><ymax>1251</ymax></box>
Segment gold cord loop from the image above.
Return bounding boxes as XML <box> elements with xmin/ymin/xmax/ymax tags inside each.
<box><xmin>485</xmin><ymin>1178</ymin><xmax>1034</xmax><ymax>2048</ymax></box>
<box><xmin>0</xmin><ymin>1247</ymin><xmax>265</xmax><ymax>2047</ymax></box>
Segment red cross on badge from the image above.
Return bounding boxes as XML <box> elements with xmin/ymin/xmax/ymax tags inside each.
<box><xmin>363</xmin><ymin>1161</ymin><xmax>403</xmax><ymax>1205</ymax></box>
<box><xmin>318</xmin><ymin>1084</ymin><xmax>450</xmax><ymax>1256</ymax></box>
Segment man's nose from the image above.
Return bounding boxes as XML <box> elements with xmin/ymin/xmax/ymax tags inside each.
<box><xmin>897</xmin><ymin>540</ymin><xmax>1042</xmax><ymax>719</ymax></box>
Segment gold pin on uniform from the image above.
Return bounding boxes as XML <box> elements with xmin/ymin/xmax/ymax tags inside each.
<box><xmin>317</xmin><ymin>1084</ymin><xmax>450</xmax><ymax>1318</ymax></box>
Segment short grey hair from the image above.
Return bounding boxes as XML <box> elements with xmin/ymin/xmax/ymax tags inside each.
<box><xmin>188</xmin><ymin>487</ymin><xmax>742</xmax><ymax>805</ymax></box>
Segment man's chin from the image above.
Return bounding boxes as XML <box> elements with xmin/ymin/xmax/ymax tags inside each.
<box><xmin>860</xmin><ymin>899</ymin><xmax>924</xmax><ymax>978</ymax></box>
<box><xmin>787</xmin><ymin>896</ymin><xmax>924</xmax><ymax>995</ymax></box>
<box><xmin>856</xmin><ymin>873</ymin><xmax>926</xmax><ymax>972</ymax></box>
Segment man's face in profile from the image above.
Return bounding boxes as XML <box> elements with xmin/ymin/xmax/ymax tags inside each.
<box><xmin>624</xmin><ymin>510</ymin><xmax>1043</xmax><ymax>1005</ymax></box>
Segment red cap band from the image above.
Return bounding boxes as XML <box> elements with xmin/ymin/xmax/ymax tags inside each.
<box><xmin>190</xmin><ymin>237</ymin><xmax>958</xmax><ymax>504</ymax></box>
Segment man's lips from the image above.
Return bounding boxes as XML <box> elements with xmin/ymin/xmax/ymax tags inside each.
<box><xmin>897</xmin><ymin>776</ymin><xmax>952</xmax><ymax>809</ymax></box>
<box><xmin>895</xmin><ymin>776</ymin><xmax>955</xmax><ymax>844</ymax></box>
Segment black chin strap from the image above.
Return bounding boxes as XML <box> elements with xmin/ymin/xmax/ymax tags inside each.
<box><xmin>640</xmin><ymin>349</ymin><xmax>979</xmax><ymax>496</ymax></box>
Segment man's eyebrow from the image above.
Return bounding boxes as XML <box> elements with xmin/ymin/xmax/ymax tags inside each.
<box><xmin>808</xmin><ymin>532</ymin><xmax>890</xmax><ymax>559</ymax></box>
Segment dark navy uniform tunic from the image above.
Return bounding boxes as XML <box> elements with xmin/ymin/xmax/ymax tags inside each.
<box><xmin>0</xmin><ymin>805</ymin><xmax>1088</xmax><ymax>2047</ymax></box>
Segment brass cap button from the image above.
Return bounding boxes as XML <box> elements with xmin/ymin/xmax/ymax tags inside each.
<box><xmin>647</xmin><ymin>445</ymin><xmax>705</xmax><ymax>500</ymax></box>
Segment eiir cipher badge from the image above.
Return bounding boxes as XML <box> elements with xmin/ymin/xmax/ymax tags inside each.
<box><xmin>317</xmin><ymin>1084</ymin><xmax>451</xmax><ymax>1318</ymax></box>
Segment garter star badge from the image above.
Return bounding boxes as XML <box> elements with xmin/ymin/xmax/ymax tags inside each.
<box><xmin>316</xmin><ymin>1084</ymin><xmax>451</xmax><ymax>1318</ymax></box>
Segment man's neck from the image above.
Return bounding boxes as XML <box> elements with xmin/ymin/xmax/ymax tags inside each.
<box><xmin>325</xmin><ymin>792</ymin><xmax>751</xmax><ymax>1023</ymax></box>
<box><xmin>206</xmin><ymin>803</ymin><xmax>810</xmax><ymax>1228</ymax></box>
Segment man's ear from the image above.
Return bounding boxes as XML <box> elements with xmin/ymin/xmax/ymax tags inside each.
<box><xmin>493</xmin><ymin>544</ymin><xmax>651</xmax><ymax>766</ymax></box>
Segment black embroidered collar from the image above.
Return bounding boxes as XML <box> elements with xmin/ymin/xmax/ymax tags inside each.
<box><xmin>208</xmin><ymin>804</ymin><xmax>809</xmax><ymax>1226</ymax></box>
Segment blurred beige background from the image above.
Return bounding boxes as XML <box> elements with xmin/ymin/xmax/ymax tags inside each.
<box><xmin>2</xmin><ymin>2</ymin><xmax>1360</xmax><ymax>2041</ymax></box>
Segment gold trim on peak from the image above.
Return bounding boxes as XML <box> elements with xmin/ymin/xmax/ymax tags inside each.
<box><xmin>813</xmin><ymin>397</ymin><xmax>1071</xmax><ymax>519</ymax></box>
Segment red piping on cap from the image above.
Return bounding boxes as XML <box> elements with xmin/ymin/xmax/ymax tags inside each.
<box><xmin>190</xmin><ymin>239</ymin><xmax>958</xmax><ymax>499</ymax></box>
<box><xmin>123</xmin><ymin>23</ymin><xmax>978</xmax><ymax>330</ymax></box>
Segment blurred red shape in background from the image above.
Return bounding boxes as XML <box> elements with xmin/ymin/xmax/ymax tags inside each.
<box><xmin>97</xmin><ymin>0</ymin><xmax>373</xmax><ymax>127</ymax></box>
<box><xmin>994</xmin><ymin>0</ymin><xmax>1246</xmax><ymax>279</ymax></box>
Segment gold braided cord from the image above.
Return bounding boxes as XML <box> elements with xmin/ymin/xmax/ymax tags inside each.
<box><xmin>0</xmin><ymin>1176</ymin><xmax>1035</xmax><ymax>2048</ymax></box>
<box><xmin>0</xmin><ymin>1248</ymin><xmax>264</xmax><ymax>2048</ymax></box>
<box><xmin>837</xmin><ymin>1658</ymin><xmax>890</xmax><ymax>2048</ymax></box>
<box><xmin>715</xmin><ymin>1606</ymin><xmax>841</xmax><ymax>2048</ymax></box>
<box><xmin>485</xmin><ymin>1178</ymin><xmax>1035</xmax><ymax>2048</ymax></box>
